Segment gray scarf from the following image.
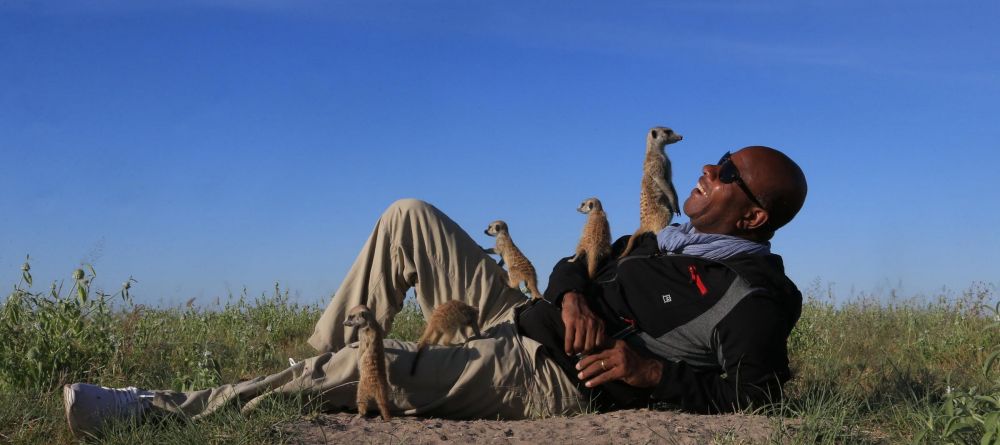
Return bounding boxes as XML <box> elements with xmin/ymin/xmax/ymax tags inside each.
<box><xmin>656</xmin><ymin>222</ymin><xmax>771</xmax><ymax>260</ymax></box>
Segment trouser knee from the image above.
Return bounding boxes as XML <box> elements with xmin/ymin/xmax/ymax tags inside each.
<box><xmin>385</xmin><ymin>198</ymin><xmax>433</xmax><ymax>216</ymax></box>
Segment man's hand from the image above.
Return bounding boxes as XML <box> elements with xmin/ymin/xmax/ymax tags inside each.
<box><xmin>576</xmin><ymin>339</ymin><xmax>663</xmax><ymax>388</ymax></box>
<box><xmin>561</xmin><ymin>291</ymin><xmax>606</xmax><ymax>355</ymax></box>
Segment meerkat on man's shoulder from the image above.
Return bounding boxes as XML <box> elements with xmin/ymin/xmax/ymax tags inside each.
<box><xmin>620</xmin><ymin>126</ymin><xmax>683</xmax><ymax>258</ymax></box>
<box><xmin>568</xmin><ymin>197</ymin><xmax>612</xmax><ymax>279</ymax></box>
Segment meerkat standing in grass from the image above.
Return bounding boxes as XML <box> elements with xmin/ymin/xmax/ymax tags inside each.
<box><xmin>409</xmin><ymin>300</ymin><xmax>481</xmax><ymax>375</ymax></box>
<box><xmin>568</xmin><ymin>197</ymin><xmax>612</xmax><ymax>279</ymax></box>
<box><xmin>484</xmin><ymin>220</ymin><xmax>543</xmax><ymax>299</ymax></box>
<box><xmin>343</xmin><ymin>305</ymin><xmax>392</xmax><ymax>421</ymax></box>
<box><xmin>619</xmin><ymin>126</ymin><xmax>684</xmax><ymax>258</ymax></box>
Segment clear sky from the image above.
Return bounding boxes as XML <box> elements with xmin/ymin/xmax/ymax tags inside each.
<box><xmin>3</xmin><ymin>1</ymin><xmax>998</xmax><ymax>306</ymax></box>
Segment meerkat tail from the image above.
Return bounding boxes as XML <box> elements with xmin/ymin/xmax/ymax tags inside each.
<box><xmin>409</xmin><ymin>342</ymin><xmax>427</xmax><ymax>375</ymax></box>
<box><xmin>356</xmin><ymin>390</ymin><xmax>368</xmax><ymax>418</ymax></box>
<box><xmin>409</xmin><ymin>330</ymin><xmax>440</xmax><ymax>375</ymax></box>
<box><xmin>619</xmin><ymin>227</ymin><xmax>647</xmax><ymax>258</ymax></box>
<box><xmin>527</xmin><ymin>282</ymin><xmax>543</xmax><ymax>300</ymax></box>
<box><xmin>375</xmin><ymin>378</ymin><xmax>391</xmax><ymax>420</ymax></box>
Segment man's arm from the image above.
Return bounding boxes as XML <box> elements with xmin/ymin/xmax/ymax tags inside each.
<box><xmin>577</xmin><ymin>295</ymin><xmax>793</xmax><ymax>413</ymax></box>
<box><xmin>543</xmin><ymin>234</ymin><xmax>654</xmax><ymax>356</ymax></box>
<box><xmin>544</xmin><ymin>253</ymin><xmax>607</xmax><ymax>356</ymax></box>
<box><xmin>560</xmin><ymin>292</ymin><xmax>606</xmax><ymax>356</ymax></box>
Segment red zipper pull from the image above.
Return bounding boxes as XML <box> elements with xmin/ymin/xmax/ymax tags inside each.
<box><xmin>688</xmin><ymin>265</ymin><xmax>708</xmax><ymax>296</ymax></box>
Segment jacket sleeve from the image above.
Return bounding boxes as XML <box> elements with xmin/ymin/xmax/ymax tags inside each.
<box><xmin>649</xmin><ymin>293</ymin><xmax>793</xmax><ymax>413</ymax></box>
<box><xmin>542</xmin><ymin>256</ymin><xmax>589</xmax><ymax>305</ymax></box>
<box><xmin>543</xmin><ymin>235</ymin><xmax>635</xmax><ymax>305</ymax></box>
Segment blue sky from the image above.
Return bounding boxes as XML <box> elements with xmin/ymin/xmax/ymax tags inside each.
<box><xmin>2</xmin><ymin>1</ymin><xmax>998</xmax><ymax>306</ymax></box>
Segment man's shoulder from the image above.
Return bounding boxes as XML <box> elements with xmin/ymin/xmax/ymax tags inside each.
<box><xmin>721</xmin><ymin>253</ymin><xmax>803</xmax><ymax>328</ymax></box>
<box><xmin>721</xmin><ymin>253</ymin><xmax>790</xmax><ymax>286</ymax></box>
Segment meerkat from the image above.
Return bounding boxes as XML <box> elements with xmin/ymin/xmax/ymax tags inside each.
<box><xmin>619</xmin><ymin>126</ymin><xmax>684</xmax><ymax>258</ymax></box>
<box><xmin>568</xmin><ymin>197</ymin><xmax>612</xmax><ymax>279</ymax></box>
<box><xmin>484</xmin><ymin>220</ymin><xmax>543</xmax><ymax>299</ymax></box>
<box><xmin>343</xmin><ymin>305</ymin><xmax>392</xmax><ymax>421</ymax></box>
<box><xmin>409</xmin><ymin>300</ymin><xmax>481</xmax><ymax>375</ymax></box>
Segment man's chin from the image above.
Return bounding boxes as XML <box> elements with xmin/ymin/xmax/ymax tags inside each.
<box><xmin>682</xmin><ymin>196</ymin><xmax>698</xmax><ymax>217</ymax></box>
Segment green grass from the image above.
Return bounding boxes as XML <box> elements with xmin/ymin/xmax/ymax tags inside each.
<box><xmin>1</xmin><ymin>264</ymin><xmax>997</xmax><ymax>444</ymax></box>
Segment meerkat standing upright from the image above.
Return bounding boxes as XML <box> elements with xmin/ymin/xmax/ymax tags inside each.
<box><xmin>619</xmin><ymin>126</ymin><xmax>684</xmax><ymax>258</ymax></box>
<box><xmin>343</xmin><ymin>305</ymin><xmax>392</xmax><ymax>421</ymax></box>
<box><xmin>484</xmin><ymin>220</ymin><xmax>543</xmax><ymax>299</ymax></box>
<box><xmin>568</xmin><ymin>197</ymin><xmax>612</xmax><ymax>279</ymax></box>
<box><xmin>409</xmin><ymin>300</ymin><xmax>481</xmax><ymax>375</ymax></box>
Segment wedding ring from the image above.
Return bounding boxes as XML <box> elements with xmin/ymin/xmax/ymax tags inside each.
<box><xmin>601</xmin><ymin>360</ymin><xmax>606</xmax><ymax>370</ymax></box>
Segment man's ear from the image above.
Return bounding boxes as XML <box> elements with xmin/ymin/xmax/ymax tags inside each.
<box><xmin>738</xmin><ymin>207</ymin><xmax>769</xmax><ymax>231</ymax></box>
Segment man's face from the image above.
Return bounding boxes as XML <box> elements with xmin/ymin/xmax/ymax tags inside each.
<box><xmin>683</xmin><ymin>149</ymin><xmax>759</xmax><ymax>235</ymax></box>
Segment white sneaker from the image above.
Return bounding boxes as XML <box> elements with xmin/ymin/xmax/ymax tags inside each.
<box><xmin>63</xmin><ymin>383</ymin><xmax>152</xmax><ymax>437</ymax></box>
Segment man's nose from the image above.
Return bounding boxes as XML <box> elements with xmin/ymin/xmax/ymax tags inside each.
<box><xmin>702</xmin><ymin>164</ymin><xmax>718</xmax><ymax>179</ymax></box>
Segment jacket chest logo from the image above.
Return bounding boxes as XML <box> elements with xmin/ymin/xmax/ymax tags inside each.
<box><xmin>662</xmin><ymin>294</ymin><xmax>672</xmax><ymax>303</ymax></box>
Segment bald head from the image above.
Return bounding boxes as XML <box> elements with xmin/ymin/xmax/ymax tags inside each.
<box><xmin>683</xmin><ymin>146</ymin><xmax>807</xmax><ymax>241</ymax></box>
<box><xmin>736</xmin><ymin>146</ymin><xmax>807</xmax><ymax>235</ymax></box>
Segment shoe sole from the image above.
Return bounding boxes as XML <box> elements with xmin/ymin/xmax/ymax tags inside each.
<box><xmin>63</xmin><ymin>384</ymin><xmax>79</xmax><ymax>437</ymax></box>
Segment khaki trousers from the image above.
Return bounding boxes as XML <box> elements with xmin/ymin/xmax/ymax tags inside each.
<box><xmin>149</xmin><ymin>199</ymin><xmax>587</xmax><ymax>420</ymax></box>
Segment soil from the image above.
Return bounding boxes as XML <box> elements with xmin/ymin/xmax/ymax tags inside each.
<box><xmin>283</xmin><ymin>409</ymin><xmax>798</xmax><ymax>444</ymax></box>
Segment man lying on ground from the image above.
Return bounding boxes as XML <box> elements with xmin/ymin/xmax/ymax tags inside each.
<box><xmin>64</xmin><ymin>145</ymin><xmax>807</xmax><ymax>437</ymax></box>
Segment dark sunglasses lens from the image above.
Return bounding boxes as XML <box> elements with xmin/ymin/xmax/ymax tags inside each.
<box><xmin>718</xmin><ymin>159</ymin><xmax>736</xmax><ymax>183</ymax></box>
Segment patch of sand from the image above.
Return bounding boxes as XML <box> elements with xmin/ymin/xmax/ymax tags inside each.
<box><xmin>284</xmin><ymin>409</ymin><xmax>798</xmax><ymax>444</ymax></box>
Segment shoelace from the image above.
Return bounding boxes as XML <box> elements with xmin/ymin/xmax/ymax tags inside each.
<box><xmin>108</xmin><ymin>386</ymin><xmax>151</xmax><ymax>416</ymax></box>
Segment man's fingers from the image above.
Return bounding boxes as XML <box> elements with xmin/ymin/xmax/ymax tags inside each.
<box><xmin>564</xmin><ymin>323</ymin><xmax>576</xmax><ymax>355</ymax></box>
<box><xmin>585</xmin><ymin>366</ymin><xmax>619</xmax><ymax>388</ymax></box>
<box><xmin>575</xmin><ymin>353</ymin><xmax>605</xmax><ymax>380</ymax></box>
<box><xmin>576</xmin><ymin>351</ymin><xmax>598</xmax><ymax>370</ymax></box>
<box><xmin>595</xmin><ymin>323</ymin><xmax>606</xmax><ymax>349</ymax></box>
<box><xmin>585</xmin><ymin>323</ymin><xmax>600</xmax><ymax>353</ymax></box>
<box><xmin>576</xmin><ymin>354</ymin><xmax>620</xmax><ymax>387</ymax></box>
<box><xmin>573</xmin><ymin>323</ymin><xmax>587</xmax><ymax>354</ymax></box>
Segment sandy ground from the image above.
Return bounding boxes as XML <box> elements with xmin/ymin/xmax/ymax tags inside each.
<box><xmin>283</xmin><ymin>409</ymin><xmax>797</xmax><ymax>444</ymax></box>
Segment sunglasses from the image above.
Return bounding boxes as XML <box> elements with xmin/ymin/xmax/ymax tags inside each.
<box><xmin>718</xmin><ymin>151</ymin><xmax>765</xmax><ymax>208</ymax></box>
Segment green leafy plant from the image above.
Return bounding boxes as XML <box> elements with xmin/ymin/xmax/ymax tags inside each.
<box><xmin>913</xmin><ymin>300</ymin><xmax>1000</xmax><ymax>445</ymax></box>
<box><xmin>0</xmin><ymin>260</ymin><xmax>134</xmax><ymax>391</ymax></box>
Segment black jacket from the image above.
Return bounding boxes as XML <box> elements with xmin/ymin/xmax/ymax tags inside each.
<box><xmin>543</xmin><ymin>232</ymin><xmax>802</xmax><ymax>414</ymax></box>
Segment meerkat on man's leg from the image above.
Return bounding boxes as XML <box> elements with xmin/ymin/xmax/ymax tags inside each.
<box><xmin>409</xmin><ymin>300</ymin><xmax>482</xmax><ymax>375</ymax></box>
<box><xmin>484</xmin><ymin>220</ymin><xmax>543</xmax><ymax>299</ymax></box>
